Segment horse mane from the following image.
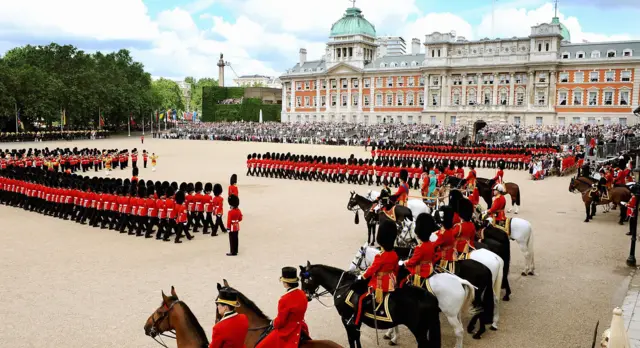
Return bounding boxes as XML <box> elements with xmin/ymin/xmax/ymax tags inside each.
<box><xmin>169</xmin><ymin>296</ymin><xmax>209</xmax><ymax>346</ymax></box>
<box><xmin>225</xmin><ymin>287</ymin><xmax>271</xmax><ymax>321</ymax></box>
<box><xmin>311</xmin><ymin>264</ymin><xmax>355</xmax><ymax>280</ymax></box>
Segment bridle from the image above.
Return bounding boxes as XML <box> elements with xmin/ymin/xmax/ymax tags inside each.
<box><xmin>301</xmin><ymin>271</ymin><xmax>351</xmax><ymax>309</ymax></box>
<box><xmin>148</xmin><ymin>300</ymin><xmax>180</xmax><ymax>348</ymax></box>
<box><xmin>351</xmin><ymin>248</ymin><xmax>371</xmax><ymax>271</ymax></box>
<box><xmin>570</xmin><ymin>177</ymin><xmax>594</xmax><ymax>194</ymax></box>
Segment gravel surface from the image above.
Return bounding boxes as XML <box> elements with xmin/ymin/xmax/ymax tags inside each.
<box><xmin>0</xmin><ymin>137</ymin><xmax>633</xmax><ymax>348</ymax></box>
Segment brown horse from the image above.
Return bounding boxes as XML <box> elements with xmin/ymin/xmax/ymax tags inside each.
<box><xmin>446</xmin><ymin>176</ymin><xmax>522</xmax><ymax>212</ymax></box>
<box><xmin>568</xmin><ymin>176</ymin><xmax>631</xmax><ymax>223</ymax></box>
<box><xmin>144</xmin><ymin>286</ymin><xmax>209</xmax><ymax>348</ymax></box>
<box><xmin>216</xmin><ymin>279</ymin><xmax>344</xmax><ymax>348</ymax></box>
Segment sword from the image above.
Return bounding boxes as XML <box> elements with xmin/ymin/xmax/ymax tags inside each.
<box><xmin>371</xmin><ymin>291</ymin><xmax>379</xmax><ymax>345</ymax></box>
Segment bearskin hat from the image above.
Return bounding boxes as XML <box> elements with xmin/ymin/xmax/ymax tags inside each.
<box><xmin>204</xmin><ymin>182</ymin><xmax>213</xmax><ymax>193</ymax></box>
<box><xmin>170</xmin><ymin>182</ymin><xmax>178</xmax><ymax>191</ymax></box>
<box><xmin>415</xmin><ymin>213</ymin><xmax>438</xmax><ymax>242</ymax></box>
<box><xmin>377</xmin><ymin>220</ymin><xmax>397</xmax><ymax>251</ymax></box>
<box><xmin>440</xmin><ymin>205</ymin><xmax>455</xmax><ymax>229</ymax></box>
<box><xmin>123</xmin><ymin>178</ymin><xmax>131</xmax><ymax>187</ymax></box>
<box><xmin>195</xmin><ymin>182</ymin><xmax>203</xmax><ymax>192</ymax></box>
<box><xmin>213</xmin><ymin>183</ymin><xmax>223</xmax><ymax>196</ymax></box>
<box><xmin>257</xmin><ymin>154</ymin><xmax>262</xmax><ymax>159</ymax></box>
<box><xmin>230</xmin><ymin>174</ymin><xmax>237</xmax><ymax>185</ymax></box>
<box><xmin>174</xmin><ymin>190</ymin><xmax>185</xmax><ymax>205</ymax></box>
<box><xmin>179</xmin><ymin>182</ymin><xmax>187</xmax><ymax>192</ymax></box>
<box><xmin>166</xmin><ymin>187</ymin><xmax>175</xmax><ymax>198</ymax></box>
<box><xmin>138</xmin><ymin>186</ymin><xmax>146</xmax><ymax>198</ymax></box>
<box><xmin>228</xmin><ymin>194</ymin><xmax>239</xmax><ymax>208</ymax></box>
<box><xmin>147</xmin><ymin>185</ymin><xmax>155</xmax><ymax>197</ymax></box>
<box><xmin>498</xmin><ymin>159</ymin><xmax>505</xmax><ymax>170</ymax></box>
<box><xmin>458</xmin><ymin>198</ymin><xmax>474</xmax><ymax>222</ymax></box>
<box><xmin>399</xmin><ymin>169</ymin><xmax>408</xmax><ymax>182</ymax></box>
<box><xmin>156</xmin><ymin>187</ymin><xmax>165</xmax><ymax>197</ymax></box>
<box><xmin>449</xmin><ymin>189</ymin><xmax>464</xmax><ymax>212</ymax></box>
<box><xmin>138</xmin><ymin>179</ymin><xmax>146</xmax><ymax>188</ymax></box>
<box><xmin>132</xmin><ymin>167</ymin><xmax>139</xmax><ymax>177</ymax></box>
<box><xmin>247</xmin><ymin>154</ymin><xmax>251</xmax><ymax>160</ymax></box>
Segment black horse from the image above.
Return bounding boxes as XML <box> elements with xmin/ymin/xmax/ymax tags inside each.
<box><xmin>299</xmin><ymin>262</ymin><xmax>441</xmax><ymax>348</ymax></box>
<box><xmin>475</xmin><ymin>222</ymin><xmax>512</xmax><ymax>301</ymax></box>
<box><xmin>347</xmin><ymin>192</ymin><xmax>414</xmax><ymax>245</ymax></box>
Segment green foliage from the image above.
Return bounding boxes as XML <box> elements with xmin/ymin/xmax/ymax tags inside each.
<box><xmin>189</xmin><ymin>77</ymin><xmax>217</xmax><ymax>112</ymax></box>
<box><xmin>152</xmin><ymin>78</ymin><xmax>185</xmax><ymax>111</ymax></box>
<box><xmin>201</xmin><ymin>88</ymin><xmax>281</xmax><ymax>122</ymax></box>
<box><xmin>0</xmin><ymin>43</ymin><xmax>157</xmax><ymax>131</ymax></box>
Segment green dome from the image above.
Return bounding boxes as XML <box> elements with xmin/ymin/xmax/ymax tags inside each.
<box><xmin>551</xmin><ymin>17</ymin><xmax>571</xmax><ymax>43</ymax></box>
<box><xmin>330</xmin><ymin>7</ymin><xmax>376</xmax><ymax>38</ymax></box>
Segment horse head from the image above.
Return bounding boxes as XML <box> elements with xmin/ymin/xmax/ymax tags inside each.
<box><xmin>144</xmin><ymin>286</ymin><xmax>180</xmax><ymax>338</ymax></box>
<box><xmin>299</xmin><ymin>261</ymin><xmax>317</xmax><ymax>301</ymax></box>
<box><xmin>347</xmin><ymin>191</ymin><xmax>358</xmax><ymax>211</ymax></box>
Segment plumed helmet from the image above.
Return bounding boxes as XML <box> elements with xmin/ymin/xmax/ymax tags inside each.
<box><xmin>213</xmin><ymin>183</ymin><xmax>223</xmax><ymax>196</ymax></box>
<box><xmin>458</xmin><ymin>198</ymin><xmax>474</xmax><ymax>222</ymax></box>
<box><xmin>230</xmin><ymin>174</ymin><xmax>237</xmax><ymax>185</ymax></box>
<box><xmin>449</xmin><ymin>189</ymin><xmax>464</xmax><ymax>212</ymax></box>
<box><xmin>228</xmin><ymin>194</ymin><xmax>239</xmax><ymax>208</ymax></box>
<box><xmin>175</xmin><ymin>190</ymin><xmax>186</xmax><ymax>205</ymax></box>
<box><xmin>415</xmin><ymin>213</ymin><xmax>438</xmax><ymax>242</ymax></box>
<box><xmin>376</xmin><ymin>220</ymin><xmax>397</xmax><ymax>251</ymax></box>
<box><xmin>494</xmin><ymin>184</ymin><xmax>506</xmax><ymax>193</ymax></box>
<box><xmin>440</xmin><ymin>205</ymin><xmax>455</xmax><ymax>229</ymax></box>
<box><xmin>204</xmin><ymin>182</ymin><xmax>213</xmax><ymax>193</ymax></box>
<box><xmin>399</xmin><ymin>169</ymin><xmax>408</xmax><ymax>182</ymax></box>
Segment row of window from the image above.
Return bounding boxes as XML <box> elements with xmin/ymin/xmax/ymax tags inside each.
<box><xmin>557</xmin><ymin>89</ymin><xmax>631</xmax><ymax>106</ymax></box>
<box><xmin>561</xmin><ymin>49</ymin><xmax>633</xmax><ymax>59</ymax></box>
<box><xmin>290</xmin><ymin>93</ymin><xmax>428</xmax><ymax>108</ymax></box>
<box><xmin>288</xmin><ymin>114</ymin><xmax>629</xmax><ymax>127</ymax></box>
<box><xmin>295</xmin><ymin>77</ymin><xmax>427</xmax><ymax>91</ymax></box>
<box><xmin>558</xmin><ymin>70</ymin><xmax>632</xmax><ymax>83</ymax></box>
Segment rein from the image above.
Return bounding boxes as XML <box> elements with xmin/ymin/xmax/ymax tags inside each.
<box><xmin>149</xmin><ymin>300</ymin><xmax>180</xmax><ymax>348</ymax></box>
<box><xmin>306</xmin><ymin>271</ymin><xmax>352</xmax><ymax>308</ymax></box>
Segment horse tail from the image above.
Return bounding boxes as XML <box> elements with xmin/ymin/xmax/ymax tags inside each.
<box><xmin>481</xmin><ymin>273</ymin><xmax>495</xmax><ymax>326</ymax></box>
<box><xmin>459</xmin><ymin>279</ymin><xmax>476</xmax><ymax>316</ymax></box>
<box><xmin>526</xmin><ymin>222</ymin><xmax>535</xmax><ymax>273</ymax></box>
<box><xmin>494</xmin><ymin>256</ymin><xmax>504</xmax><ymax>307</ymax></box>
<box><xmin>514</xmin><ymin>185</ymin><xmax>521</xmax><ymax>206</ymax></box>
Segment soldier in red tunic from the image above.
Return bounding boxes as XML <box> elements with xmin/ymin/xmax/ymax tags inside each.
<box><xmin>485</xmin><ymin>184</ymin><xmax>507</xmax><ymax>226</ymax></box>
<box><xmin>455</xmin><ymin>198</ymin><xmax>476</xmax><ymax>258</ymax></box>
<box><xmin>210</xmin><ymin>288</ymin><xmax>248</xmax><ymax>348</ymax></box>
<box><xmin>351</xmin><ymin>219</ymin><xmax>399</xmax><ymax>326</ymax></box>
<box><xmin>391</xmin><ymin>169</ymin><xmax>410</xmax><ymax>206</ymax></box>
<box><xmin>433</xmin><ymin>206</ymin><xmax>458</xmax><ymax>271</ymax></box>
<box><xmin>228</xmin><ymin>174</ymin><xmax>239</xmax><ymax>198</ymax></box>
<box><xmin>226</xmin><ymin>195</ymin><xmax>242</xmax><ymax>256</ymax></box>
<box><xmin>256</xmin><ymin>267</ymin><xmax>310</xmax><ymax>348</ymax></box>
<box><xmin>173</xmin><ymin>190</ymin><xmax>193</xmax><ymax>243</ymax></box>
<box><xmin>202</xmin><ymin>183</ymin><xmax>215</xmax><ymax>235</ymax></box>
<box><xmin>212</xmin><ymin>184</ymin><xmax>227</xmax><ymax>235</ymax></box>
<box><xmin>142</xmin><ymin>150</ymin><xmax>148</xmax><ymax>168</ymax></box>
<box><xmin>400</xmin><ymin>213</ymin><xmax>438</xmax><ymax>288</ymax></box>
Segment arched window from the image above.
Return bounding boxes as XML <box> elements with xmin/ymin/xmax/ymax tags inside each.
<box><xmin>407</xmin><ymin>92</ymin><xmax>415</xmax><ymax>106</ymax></box>
<box><xmin>467</xmin><ymin>88</ymin><xmax>477</xmax><ymax>105</ymax></box>
<box><xmin>400</xmin><ymin>61</ymin><xmax>407</xmax><ymax>67</ymax></box>
<box><xmin>591</xmin><ymin>50</ymin><xmax>601</xmax><ymax>58</ymax></box>
<box><xmin>411</xmin><ymin>61</ymin><xmax>418</xmax><ymax>67</ymax></box>
<box><xmin>380</xmin><ymin>63</ymin><xmax>387</xmax><ymax>68</ymax></box>
<box><xmin>390</xmin><ymin>62</ymin><xmax>398</xmax><ymax>67</ymax></box>
<box><xmin>396</xmin><ymin>92</ymin><xmax>404</xmax><ymax>106</ymax></box>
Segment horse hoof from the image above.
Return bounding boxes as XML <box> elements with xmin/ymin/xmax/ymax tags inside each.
<box><xmin>528</xmin><ymin>271</ymin><xmax>535</xmax><ymax>276</ymax></box>
<box><xmin>490</xmin><ymin>325</ymin><xmax>498</xmax><ymax>331</ymax></box>
<box><xmin>388</xmin><ymin>341</ymin><xmax>397</xmax><ymax>346</ymax></box>
<box><xmin>521</xmin><ymin>272</ymin><xmax>527</xmax><ymax>276</ymax></box>
<box><xmin>467</xmin><ymin>324</ymin><xmax>475</xmax><ymax>333</ymax></box>
<box><xmin>503</xmin><ymin>295</ymin><xmax>510</xmax><ymax>301</ymax></box>
<box><xmin>472</xmin><ymin>333</ymin><xmax>482</xmax><ymax>340</ymax></box>
<box><xmin>383</xmin><ymin>335</ymin><xmax>391</xmax><ymax>340</ymax></box>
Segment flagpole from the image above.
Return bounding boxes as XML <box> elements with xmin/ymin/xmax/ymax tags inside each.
<box><xmin>98</xmin><ymin>107</ymin><xmax>101</xmax><ymax>130</ymax></box>
<box><xmin>143</xmin><ymin>113</ymin><xmax>145</xmax><ymax>136</ymax></box>
<box><xmin>128</xmin><ymin>112</ymin><xmax>131</xmax><ymax>137</ymax></box>
<box><xmin>151</xmin><ymin>111</ymin><xmax>154</xmax><ymax>136</ymax></box>
<box><xmin>15</xmin><ymin>102</ymin><xmax>18</xmax><ymax>132</ymax></box>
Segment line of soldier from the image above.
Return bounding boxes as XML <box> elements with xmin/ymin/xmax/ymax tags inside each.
<box><xmin>246</xmin><ymin>152</ymin><xmax>491</xmax><ymax>189</ymax></box>
<box><xmin>0</xmin><ymin>147</ymin><xmax>154</xmax><ymax>173</ymax></box>
<box><xmin>0</xmin><ymin>167</ymin><xmax>240</xmax><ymax>246</ymax></box>
<box><xmin>371</xmin><ymin>143</ymin><xmax>558</xmax><ymax>170</ymax></box>
<box><xmin>0</xmin><ymin>130</ymin><xmax>111</xmax><ymax>142</ymax></box>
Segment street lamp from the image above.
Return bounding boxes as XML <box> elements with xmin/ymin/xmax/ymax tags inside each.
<box><xmin>626</xmin><ymin>152</ymin><xmax>640</xmax><ymax>267</ymax></box>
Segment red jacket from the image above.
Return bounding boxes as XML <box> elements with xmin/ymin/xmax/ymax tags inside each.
<box><xmin>488</xmin><ymin>194</ymin><xmax>506</xmax><ymax>221</ymax></box>
<box><xmin>213</xmin><ymin>196</ymin><xmax>224</xmax><ymax>215</ymax></box>
<box><xmin>227</xmin><ymin>208</ymin><xmax>242</xmax><ymax>232</ymax></box>
<box><xmin>363</xmin><ymin>251</ymin><xmax>399</xmax><ymax>292</ymax></box>
<box><xmin>405</xmin><ymin>242</ymin><xmax>436</xmax><ymax>279</ymax></box>
<box><xmin>455</xmin><ymin>221</ymin><xmax>476</xmax><ymax>253</ymax></box>
<box><xmin>204</xmin><ymin>194</ymin><xmax>214</xmax><ymax>213</ymax></box>
<box><xmin>228</xmin><ymin>184</ymin><xmax>239</xmax><ymax>197</ymax></box>
<box><xmin>469</xmin><ymin>188</ymin><xmax>480</xmax><ymax>206</ymax></box>
<box><xmin>628</xmin><ymin>195</ymin><xmax>637</xmax><ymax>218</ymax></box>
<box><xmin>209</xmin><ymin>312</ymin><xmax>248</xmax><ymax>348</ymax></box>
<box><xmin>257</xmin><ymin>288</ymin><xmax>309</xmax><ymax>348</ymax></box>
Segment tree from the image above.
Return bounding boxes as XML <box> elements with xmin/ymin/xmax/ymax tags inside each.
<box><xmin>190</xmin><ymin>77</ymin><xmax>218</xmax><ymax>112</ymax></box>
<box><xmin>151</xmin><ymin>78</ymin><xmax>185</xmax><ymax>111</ymax></box>
<box><xmin>0</xmin><ymin>43</ymin><xmax>155</xmax><ymax>130</ymax></box>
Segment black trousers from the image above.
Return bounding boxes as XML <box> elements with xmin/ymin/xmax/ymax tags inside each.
<box><xmin>174</xmin><ymin>222</ymin><xmax>193</xmax><ymax>242</ymax></box>
<box><xmin>156</xmin><ymin>219</ymin><xmax>169</xmax><ymax>239</ymax></box>
<box><xmin>228</xmin><ymin>231</ymin><xmax>239</xmax><ymax>255</ymax></box>
<box><xmin>202</xmin><ymin>212</ymin><xmax>215</xmax><ymax>234</ymax></box>
<box><xmin>214</xmin><ymin>215</ymin><xmax>227</xmax><ymax>233</ymax></box>
<box><xmin>146</xmin><ymin>217</ymin><xmax>158</xmax><ymax>237</ymax></box>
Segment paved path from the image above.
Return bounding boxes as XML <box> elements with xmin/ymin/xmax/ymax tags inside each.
<box><xmin>623</xmin><ymin>268</ymin><xmax>640</xmax><ymax>347</ymax></box>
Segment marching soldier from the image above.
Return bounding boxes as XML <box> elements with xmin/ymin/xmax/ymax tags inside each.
<box><xmin>228</xmin><ymin>174</ymin><xmax>238</xmax><ymax>198</ymax></box>
<box><xmin>226</xmin><ymin>194</ymin><xmax>242</xmax><ymax>256</ymax></box>
<box><xmin>142</xmin><ymin>150</ymin><xmax>148</xmax><ymax>169</ymax></box>
<box><xmin>150</xmin><ymin>153</ymin><xmax>158</xmax><ymax>172</ymax></box>
<box><xmin>212</xmin><ymin>184</ymin><xmax>227</xmax><ymax>235</ymax></box>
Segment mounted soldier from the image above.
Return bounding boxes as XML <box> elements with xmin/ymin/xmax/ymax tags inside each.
<box><xmin>485</xmin><ymin>184</ymin><xmax>507</xmax><ymax>228</ymax></box>
<box><xmin>391</xmin><ymin>169</ymin><xmax>409</xmax><ymax>207</ymax></box>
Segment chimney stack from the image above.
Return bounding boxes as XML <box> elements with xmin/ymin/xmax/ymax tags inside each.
<box><xmin>411</xmin><ymin>38</ymin><xmax>421</xmax><ymax>55</ymax></box>
<box><xmin>299</xmin><ymin>48</ymin><xmax>307</xmax><ymax>65</ymax></box>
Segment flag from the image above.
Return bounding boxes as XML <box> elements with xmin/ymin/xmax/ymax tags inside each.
<box><xmin>156</xmin><ymin>111</ymin><xmax>159</xmax><ymax>123</ymax></box>
<box><xmin>61</xmin><ymin>109</ymin><xmax>66</xmax><ymax>125</ymax></box>
<box><xmin>99</xmin><ymin>112</ymin><xmax>105</xmax><ymax>127</ymax></box>
<box><xmin>130</xmin><ymin>113</ymin><xmax>136</xmax><ymax>126</ymax></box>
<box><xmin>159</xmin><ymin>112</ymin><xmax>165</xmax><ymax>120</ymax></box>
<box><xmin>17</xmin><ymin>110</ymin><xmax>24</xmax><ymax>131</ymax></box>
<box><xmin>193</xmin><ymin>110</ymin><xmax>197</xmax><ymax>121</ymax></box>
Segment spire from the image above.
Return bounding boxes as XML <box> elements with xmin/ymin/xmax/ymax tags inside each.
<box><xmin>554</xmin><ymin>0</ymin><xmax>559</xmax><ymax>18</ymax></box>
<box><xmin>350</xmin><ymin>0</ymin><xmax>356</xmax><ymax>8</ymax></box>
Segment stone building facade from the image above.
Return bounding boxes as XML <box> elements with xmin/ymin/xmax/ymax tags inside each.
<box><xmin>279</xmin><ymin>6</ymin><xmax>640</xmax><ymax>126</ymax></box>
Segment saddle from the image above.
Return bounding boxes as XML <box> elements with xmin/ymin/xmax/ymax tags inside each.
<box><xmin>344</xmin><ymin>290</ymin><xmax>393</xmax><ymax>323</ymax></box>
<box><xmin>255</xmin><ymin>323</ymin><xmax>311</xmax><ymax>347</ymax></box>
<box><xmin>491</xmin><ymin>217</ymin><xmax>512</xmax><ymax>237</ymax></box>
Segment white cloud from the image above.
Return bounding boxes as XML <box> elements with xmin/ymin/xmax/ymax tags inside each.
<box><xmin>0</xmin><ymin>0</ymin><xmax>157</xmax><ymax>41</ymax></box>
<box><xmin>0</xmin><ymin>0</ymin><xmax>636</xmax><ymax>84</ymax></box>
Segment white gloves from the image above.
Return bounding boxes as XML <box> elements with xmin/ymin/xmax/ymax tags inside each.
<box><xmin>398</xmin><ymin>260</ymin><xmax>404</xmax><ymax>266</ymax></box>
<box><xmin>357</xmin><ymin>275</ymin><xmax>363</xmax><ymax>280</ymax></box>
<box><xmin>621</xmin><ymin>202</ymin><xmax>628</xmax><ymax>206</ymax></box>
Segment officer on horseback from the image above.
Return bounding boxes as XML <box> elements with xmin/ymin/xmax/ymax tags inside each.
<box><xmin>455</xmin><ymin>199</ymin><xmax>476</xmax><ymax>259</ymax></box>
<box><xmin>485</xmin><ymin>184</ymin><xmax>507</xmax><ymax>227</ymax></box>
<box><xmin>350</xmin><ymin>220</ymin><xmax>399</xmax><ymax>326</ymax></box>
<box><xmin>391</xmin><ymin>169</ymin><xmax>409</xmax><ymax>207</ymax></box>
<box><xmin>400</xmin><ymin>214</ymin><xmax>437</xmax><ymax>288</ymax></box>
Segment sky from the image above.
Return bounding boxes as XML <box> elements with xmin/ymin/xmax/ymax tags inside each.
<box><xmin>0</xmin><ymin>0</ymin><xmax>639</xmax><ymax>85</ymax></box>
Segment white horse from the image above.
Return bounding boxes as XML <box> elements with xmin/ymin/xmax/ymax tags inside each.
<box><xmin>366</xmin><ymin>190</ymin><xmax>431</xmax><ymax>218</ymax></box>
<box><xmin>349</xmin><ymin>244</ymin><xmax>477</xmax><ymax>348</ymax></box>
<box><xmin>483</xmin><ymin>216</ymin><xmax>536</xmax><ymax>276</ymax></box>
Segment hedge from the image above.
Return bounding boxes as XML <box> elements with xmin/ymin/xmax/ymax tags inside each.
<box><xmin>202</xmin><ymin>87</ymin><xmax>281</xmax><ymax>122</ymax></box>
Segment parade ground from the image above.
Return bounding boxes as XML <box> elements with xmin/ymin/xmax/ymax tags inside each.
<box><xmin>0</xmin><ymin>136</ymin><xmax>634</xmax><ymax>348</ymax></box>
